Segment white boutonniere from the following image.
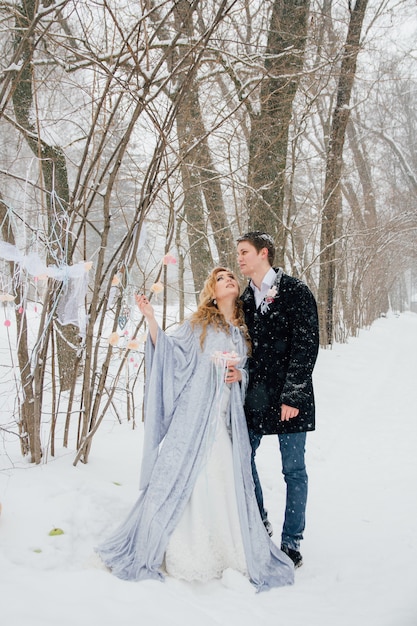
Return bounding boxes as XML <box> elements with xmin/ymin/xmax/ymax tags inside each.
<box><xmin>260</xmin><ymin>285</ymin><xmax>278</xmax><ymax>315</ymax></box>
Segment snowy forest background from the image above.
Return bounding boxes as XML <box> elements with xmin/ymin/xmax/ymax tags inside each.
<box><xmin>0</xmin><ymin>0</ymin><xmax>416</xmax><ymax>466</ymax></box>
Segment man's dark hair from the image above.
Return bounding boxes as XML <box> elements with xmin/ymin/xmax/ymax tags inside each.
<box><xmin>236</xmin><ymin>231</ymin><xmax>275</xmax><ymax>266</ymax></box>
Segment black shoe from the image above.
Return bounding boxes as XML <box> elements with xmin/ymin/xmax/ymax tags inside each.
<box><xmin>281</xmin><ymin>544</ymin><xmax>303</xmax><ymax>569</ymax></box>
<box><xmin>263</xmin><ymin>519</ymin><xmax>273</xmax><ymax>537</ymax></box>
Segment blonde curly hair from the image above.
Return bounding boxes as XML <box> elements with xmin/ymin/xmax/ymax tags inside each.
<box><xmin>190</xmin><ymin>267</ymin><xmax>251</xmax><ymax>352</ymax></box>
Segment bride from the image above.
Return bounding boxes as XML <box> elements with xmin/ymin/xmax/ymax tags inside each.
<box><xmin>96</xmin><ymin>267</ymin><xmax>294</xmax><ymax>591</ymax></box>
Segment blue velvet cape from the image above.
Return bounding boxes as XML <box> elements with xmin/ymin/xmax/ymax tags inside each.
<box><xmin>97</xmin><ymin>321</ymin><xmax>294</xmax><ymax>591</ymax></box>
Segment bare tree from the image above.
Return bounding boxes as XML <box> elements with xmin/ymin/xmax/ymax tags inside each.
<box><xmin>317</xmin><ymin>0</ymin><xmax>369</xmax><ymax>345</ymax></box>
<box><xmin>246</xmin><ymin>0</ymin><xmax>310</xmax><ymax>266</ymax></box>
<box><xmin>154</xmin><ymin>0</ymin><xmax>238</xmax><ymax>295</ymax></box>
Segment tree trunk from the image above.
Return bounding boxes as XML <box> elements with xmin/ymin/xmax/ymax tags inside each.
<box><xmin>172</xmin><ymin>0</ymin><xmax>236</xmax><ymax>296</ymax></box>
<box><xmin>318</xmin><ymin>0</ymin><xmax>369</xmax><ymax>345</ymax></box>
<box><xmin>346</xmin><ymin>117</ymin><xmax>377</xmax><ymax>229</ymax></box>
<box><xmin>247</xmin><ymin>0</ymin><xmax>310</xmax><ymax>266</ymax></box>
<box><xmin>12</xmin><ymin>0</ymin><xmax>79</xmax><ymax>391</ymax></box>
<box><xmin>0</xmin><ymin>197</ymin><xmax>41</xmax><ymax>462</ymax></box>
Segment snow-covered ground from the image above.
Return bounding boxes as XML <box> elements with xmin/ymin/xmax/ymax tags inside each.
<box><xmin>1</xmin><ymin>312</ymin><xmax>416</xmax><ymax>626</ymax></box>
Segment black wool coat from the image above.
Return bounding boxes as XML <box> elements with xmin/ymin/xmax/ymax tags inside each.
<box><xmin>241</xmin><ymin>269</ymin><xmax>319</xmax><ymax>435</ymax></box>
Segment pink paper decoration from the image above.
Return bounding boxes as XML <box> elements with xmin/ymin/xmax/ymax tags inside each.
<box><xmin>162</xmin><ymin>254</ymin><xmax>177</xmax><ymax>265</ymax></box>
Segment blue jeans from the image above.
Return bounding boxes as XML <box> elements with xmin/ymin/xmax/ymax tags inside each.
<box><xmin>249</xmin><ymin>430</ymin><xmax>308</xmax><ymax>551</ymax></box>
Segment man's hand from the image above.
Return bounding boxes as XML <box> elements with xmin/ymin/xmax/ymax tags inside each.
<box><xmin>280</xmin><ymin>404</ymin><xmax>299</xmax><ymax>421</ymax></box>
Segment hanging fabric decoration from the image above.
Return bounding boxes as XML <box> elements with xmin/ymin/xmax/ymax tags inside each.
<box><xmin>0</xmin><ymin>242</ymin><xmax>92</xmax><ymax>337</ymax></box>
<box><xmin>0</xmin><ymin>293</ymin><xmax>15</xmax><ymax>302</ymax></box>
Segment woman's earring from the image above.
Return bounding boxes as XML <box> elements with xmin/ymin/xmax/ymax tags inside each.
<box><xmin>213</xmin><ymin>299</ymin><xmax>217</xmax><ymax>305</ymax></box>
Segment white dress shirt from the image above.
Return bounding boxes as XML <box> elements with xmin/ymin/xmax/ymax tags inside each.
<box><xmin>251</xmin><ymin>267</ymin><xmax>277</xmax><ymax>309</ymax></box>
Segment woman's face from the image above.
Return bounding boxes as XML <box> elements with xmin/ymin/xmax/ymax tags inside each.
<box><xmin>213</xmin><ymin>270</ymin><xmax>239</xmax><ymax>302</ymax></box>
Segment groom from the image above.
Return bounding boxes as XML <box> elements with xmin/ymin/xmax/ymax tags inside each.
<box><xmin>237</xmin><ymin>232</ymin><xmax>319</xmax><ymax>568</ymax></box>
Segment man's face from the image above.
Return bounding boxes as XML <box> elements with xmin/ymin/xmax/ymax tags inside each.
<box><xmin>237</xmin><ymin>241</ymin><xmax>266</xmax><ymax>278</ymax></box>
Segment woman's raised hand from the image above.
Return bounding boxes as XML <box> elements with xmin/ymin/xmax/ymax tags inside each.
<box><xmin>135</xmin><ymin>293</ymin><xmax>159</xmax><ymax>345</ymax></box>
<box><xmin>135</xmin><ymin>293</ymin><xmax>154</xmax><ymax>320</ymax></box>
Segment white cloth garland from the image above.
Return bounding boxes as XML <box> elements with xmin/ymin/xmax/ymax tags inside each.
<box><xmin>0</xmin><ymin>241</ymin><xmax>91</xmax><ymax>336</ymax></box>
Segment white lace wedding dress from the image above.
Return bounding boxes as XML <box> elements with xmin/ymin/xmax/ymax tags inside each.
<box><xmin>164</xmin><ymin>383</ymin><xmax>248</xmax><ymax>582</ymax></box>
